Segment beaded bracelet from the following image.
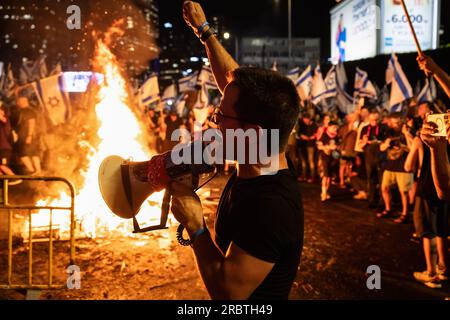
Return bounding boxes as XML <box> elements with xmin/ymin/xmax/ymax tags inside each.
<box><xmin>196</xmin><ymin>21</ymin><xmax>210</xmax><ymax>36</ymax></box>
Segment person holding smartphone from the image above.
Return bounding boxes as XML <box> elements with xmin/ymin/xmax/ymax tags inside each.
<box><xmin>420</xmin><ymin>111</ymin><xmax>450</xmax><ymax>203</ymax></box>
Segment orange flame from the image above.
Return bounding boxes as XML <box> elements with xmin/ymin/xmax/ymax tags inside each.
<box><xmin>27</xmin><ymin>24</ymin><xmax>164</xmax><ymax>240</ymax></box>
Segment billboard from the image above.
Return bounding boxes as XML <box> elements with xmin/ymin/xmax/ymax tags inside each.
<box><xmin>380</xmin><ymin>0</ymin><xmax>440</xmax><ymax>54</ymax></box>
<box><xmin>330</xmin><ymin>0</ymin><xmax>378</xmax><ymax>63</ymax></box>
<box><xmin>330</xmin><ymin>0</ymin><xmax>440</xmax><ymax>62</ymax></box>
<box><xmin>62</xmin><ymin>72</ymin><xmax>104</xmax><ymax>93</ymax></box>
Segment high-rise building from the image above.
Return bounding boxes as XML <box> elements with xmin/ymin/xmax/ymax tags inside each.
<box><xmin>156</xmin><ymin>14</ymin><xmax>227</xmax><ymax>88</ymax></box>
<box><xmin>241</xmin><ymin>37</ymin><xmax>321</xmax><ymax>73</ymax></box>
<box><xmin>0</xmin><ymin>0</ymin><xmax>160</xmax><ymax>78</ymax></box>
<box><xmin>0</xmin><ymin>1</ymin><xmax>77</xmax><ymax>71</ymax></box>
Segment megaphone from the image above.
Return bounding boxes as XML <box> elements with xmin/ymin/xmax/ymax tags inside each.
<box><xmin>98</xmin><ymin>141</ymin><xmax>216</xmax><ymax>233</ymax></box>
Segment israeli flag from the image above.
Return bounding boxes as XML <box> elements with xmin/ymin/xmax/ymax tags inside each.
<box><xmin>194</xmin><ymin>83</ymin><xmax>209</xmax><ymax>109</ymax></box>
<box><xmin>295</xmin><ymin>65</ymin><xmax>313</xmax><ymax>101</ymax></box>
<box><xmin>38</xmin><ymin>74</ymin><xmax>72</xmax><ymax>126</ymax></box>
<box><xmin>335</xmin><ymin>61</ymin><xmax>354</xmax><ymax>114</ymax></box>
<box><xmin>286</xmin><ymin>67</ymin><xmax>300</xmax><ymax>83</ymax></box>
<box><xmin>2</xmin><ymin>64</ymin><xmax>16</xmax><ymax>97</ymax></box>
<box><xmin>19</xmin><ymin>55</ymin><xmax>48</xmax><ymax>85</ymax></box>
<box><xmin>161</xmin><ymin>84</ymin><xmax>177</xmax><ymax>105</ymax></box>
<box><xmin>198</xmin><ymin>66</ymin><xmax>218</xmax><ymax>90</ymax></box>
<box><xmin>417</xmin><ymin>77</ymin><xmax>436</xmax><ymax>104</ymax></box>
<box><xmin>311</xmin><ymin>65</ymin><xmax>335</xmax><ymax>105</ymax></box>
<box><xmin>174</xmin><ymin>94</ymin><xmax>188</xmax><ymax>117</ymax></box>
<box><xmin>386</xmin><ymin>53</ymin><xmax>413</xmax><ymax>111</ymax></box>
<box><xmin>324</xmin><ymin>66</ymin><xmax>337</xmax><ymax>97</ymax></box>
<box><xmin>178</xmin><ymin>71</ymin><xmax>198</xmax><ymax>93</ymax></box>
<box><xmin>354</xmin><ymin>67</ymin><xmax>377</xmax><ymax>99</ymax></box>
<box><xmin>139</xmin><ymin>74</ymin><xmax>160</xmax><ymax>106</ymax></box>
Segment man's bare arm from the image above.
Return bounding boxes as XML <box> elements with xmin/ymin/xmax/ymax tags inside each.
<box><xmin>417</xmin><ymin>55</ymin><xmax>450</xmax><ymax>99</ymax></box>
<box><xmin>204</xmin><ymin>35</ymin><xmax>239</xmax><ymax>94</ymax></box>
<box><xmin>404</xmin><ymin>137</ymin><xmax>421</xmax><ymax>173</ymax></box>
<box><xmin>430</xmin><ymin>146</ymin><xmax>450</xmax><ymax>202</ymax></box>
<box><xmin>183</xmin><ymin>1</ymin><xmax>239</xmax><ymax>94</ymax></box>
<box><xmin>28</xmin><ymin>118</ymin><xmax>36</xmax><ymax>138</ymax></box>
<box><xmin>421</xmin><ymin>120</ymin><xmax>450</xmax><ymax>202</ymax></box>
<box><xmin>170</xmin><ymin>182</ymin><xmax>274</xmax><ymax>300</ymax></box>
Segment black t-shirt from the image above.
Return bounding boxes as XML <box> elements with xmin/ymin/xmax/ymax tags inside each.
<box><xmin>383</xmin><ymin>130</ymin><xmax>408</xmax><ymax>172</ymax></box>
<box><xmin>418</xmin><ymin>144</ymin><xmax>450</xmax><ymax>202</ymax></box>
<box><xmin>17</xmin><ymin>107</ymin><xmax>37</xmax><ymax>141</ymax></box>
<box><xmin>360</xmin><ymin>125</ymin><xmax>386</xmax><ymax>165</ymax></box>
<box><xmin>360</xmin><ymin>125</ymin><xmax>386</xmax><ymax>142</ymax></box>
<box><xmin>318</xmin><ymin>133</ymin><xmax>339</xmax><ymax>159</ymax></box>
<box><xmin>297</xmin><ymin>121</ymin><xmax>317</xmax><ymax>147</ymax></box>
<box><xmin>215</xmin><ymin>169</ymin><xmax>304</xmax><ymax>300</ymax></box>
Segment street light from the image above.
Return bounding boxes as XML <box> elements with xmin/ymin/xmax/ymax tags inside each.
<box><xmin>274</xmin><ymin>0</ymin><xmax>292</xmax><ymax>70</ymax></box>
<box><xmin>222</xmin><ymin>32</ymin><xmax>239</xmax><ymax>62</ymax></box>
<box><xmin>288</xmin><ymin>0</ymin><xmax>292</xmax><ymax>70</ymax></box>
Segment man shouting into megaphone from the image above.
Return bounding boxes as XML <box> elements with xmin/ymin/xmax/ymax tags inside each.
<box><xmin>169</xmin><ymin>1</ymin><xmax>304</xmax><ymax>300</ymax></box>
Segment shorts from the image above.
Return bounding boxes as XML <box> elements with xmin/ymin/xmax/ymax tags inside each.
<box><xmin>339</xmin><ymin>156</ymin><xmax>354</xmax><ymax>167</ymax></box>
<box><xmin>16</xmin><ymin>141</ymin><xmax>40</xmax><ymax>157</ymax></box>
<box><xmin>381</xmin><ymin>170</ymin><xmax>414</xmax><ymax>193</ymax></box>
<box><xmin>413</xmin><ymin>196</ymin><xmax>449</xmax><ymax>239</ymax></box>
<box><xmin>0</xmin><ymin>149</ymin><xmax>12</xmax><ymax>165</ymax></box>
<box><xmin>320</xmin><ymin>155</ymin><xmax>336</xmax><ymax>178</ymax></box>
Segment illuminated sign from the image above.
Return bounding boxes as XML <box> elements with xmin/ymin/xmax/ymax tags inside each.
<box><xmin>62</xmin><ymin>72</ymin><xmax>104</xmax><ymax>93</ymax></box>
<box><xmin>380</xmin><ymin>0</ymin><xmax>440</xmax><ymax>54</ymax></box>
<box><xmin>330</xmin><ymin>0</ymin><xmax>441</xmax><ymax>62</ymax></box>
<box><xmin>330</xmin><ymin>0</ymin><xmax>378</xmax><ymax>63</ymax></box>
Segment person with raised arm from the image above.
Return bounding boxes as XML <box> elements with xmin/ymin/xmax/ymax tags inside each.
<box><xmin>168</xmin><ymin>1</ymin><xmax>304</xmax><ymax>300</ymax></box>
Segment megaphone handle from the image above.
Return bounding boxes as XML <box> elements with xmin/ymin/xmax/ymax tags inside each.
<box><xmin>160</xmin><ymin>188</ymin><xmax>171</xmax><ymax>227</ymax></box>
<box><xmin>132</xmin><ymin>188</ymin><xmax>171</xmax><ymax>233</ymax></box>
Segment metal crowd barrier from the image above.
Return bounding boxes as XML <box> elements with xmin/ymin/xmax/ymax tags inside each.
<box><xmin>0</xmin><ymin>175</ymin><xmax>76</xmax><ymax>290</ymax></box>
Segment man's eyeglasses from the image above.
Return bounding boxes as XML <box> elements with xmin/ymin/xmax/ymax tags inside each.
<box><xmin>210</xmin><ymin>108</ymin><xmax>254</xmax><ymax>125</ymax></box>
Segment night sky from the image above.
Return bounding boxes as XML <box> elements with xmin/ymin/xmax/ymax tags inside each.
<box><xmin>158</xmin><ymin>0</ymin><xmax>449</xmax><ymax>60</ymax></box>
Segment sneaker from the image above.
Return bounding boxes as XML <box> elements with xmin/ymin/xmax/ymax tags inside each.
<box><xmin>424</xmin><ymin>279</ymin><xmax>442</xmax><ymax>289</ymax></box>
<box><xmin>353</xmin><ymin>191</ymin><xmax>368</xmax><ymax>200</ymax></box>
<box><xmin>436</xmin><ymin>266</ymin><xmax>449</xmax><ymax>281</ymax></box>
<box><xmin>413</xmin><ymin>271</ymin><xmax>442</xmax><ymax>288</ymax></box>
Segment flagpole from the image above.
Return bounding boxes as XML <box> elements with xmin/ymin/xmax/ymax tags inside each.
<box><xmin>288</xmin><ymin>0</ymin><xmax>292</xmax><ymax>70</ymax></box>
<box><xmin>399</xmin><ymin>0</ymin><xmax>423</xmax><ymax>56</ymax></box>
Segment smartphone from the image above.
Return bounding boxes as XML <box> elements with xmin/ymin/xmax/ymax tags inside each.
<box><xmin>427</xmin><ymin>113</ymin><xmax>449</xmax><ymax>137</ymax></box>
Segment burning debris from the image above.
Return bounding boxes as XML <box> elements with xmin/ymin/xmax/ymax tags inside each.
<box><xmin>24</xmin><ymin>22</ymin><xmax>166</xmax><ymax>241</ymax></box>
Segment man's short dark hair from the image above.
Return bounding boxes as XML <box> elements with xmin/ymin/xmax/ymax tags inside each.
<box><xmin>328</xmin><ymin>121</ymin><xmax>339</xmax><ymax>127</ymax></box>
<box><xmin>302</xmin><ymin>112</ymin><xmax>311</xmax><ymax>119</ymax></box>
<box><xmin>230</xmin><ymin>67</ymin><xmax>300</xmax><ymax>149</ymax></box>
<box><xmin>389</xmin><ymin>112</ymin><xmax>403</xmax><ymax>119</ymax></box>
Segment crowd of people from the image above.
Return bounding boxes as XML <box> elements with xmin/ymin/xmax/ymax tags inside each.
<box><xmin>0</xmin><ymin>96</ymin><xmax>44</xmax><ymax>185</ymax></box>
<box><xmin>1</xmin><ymin>53</ymin><xmax>449</xmax><ymax>291</ymax></box>
<box><xmin>0</xmin><ymin>0</ymin><xmax>449</xmax><ymax>295</ymax></box>
<box><xmin>141</xmin><ymin>49</ymin><xmax>450</xmax><ymax>290</ymax></box>
<box><xmin>290</xmin><ymin>54</ymin><xmax>450</xmax><ymax>289</ymax></box>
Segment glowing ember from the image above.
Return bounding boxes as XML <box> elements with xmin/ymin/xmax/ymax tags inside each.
<box><xmin>26</xmin><ymin>24</ymin><xmax>164</xmax><ymax>239</ymax></box>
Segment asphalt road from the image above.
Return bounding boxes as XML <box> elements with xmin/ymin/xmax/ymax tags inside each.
<box><xmin>291</xmin><ymin>181</ymin><xmax>450</xmax><ymax>300</ymax></box>
<box><xmin>0</xmin><ymin>176</ymin><xmax>449</xmax><ymax>300</ymax></box>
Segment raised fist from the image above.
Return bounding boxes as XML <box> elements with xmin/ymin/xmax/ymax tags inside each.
<box><xmin>183</xmin><ymin>1</ymin><xmax>207</xmax><ymax>35</ymax></box>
